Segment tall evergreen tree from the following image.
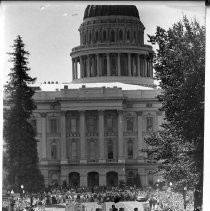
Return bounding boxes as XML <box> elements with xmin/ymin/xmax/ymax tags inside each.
<box><xmin>146</xmin><ymin>17</ymin><xmax>205</xmax><ymax>208</ymax></box>
<box><xmin>4</xmin><ymin>35</ymin><xmax>44</xmax><ymax>193</ymax></box>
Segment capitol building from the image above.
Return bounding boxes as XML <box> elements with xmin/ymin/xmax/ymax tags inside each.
<box><xmin>33</xmin><ymin>5</ymin><xmax>164</xmax><ymax>187</ymax></box>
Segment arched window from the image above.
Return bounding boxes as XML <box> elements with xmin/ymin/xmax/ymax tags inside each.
<box><xmin>119</xmin><ymin>30</ymin><xmax>123</xmax><ymax>41</ymax></box>
<box><xmin>72</xmin><ymin>140</ymin><xmax>77</xmax><ymax>160</ymax></box>
<box><xmin>51</xmin><ymin>141</ymin><xmax>57</xmax><ymax>160</ymax></box>
<box><xmin>103</xmin><ymin>31</ymin><xmax>106</xmax><ymax>42</ymax></box>
<box><xmin>96</xmin><ymin>31</ymin><xmax>99</xmax><ymax>42</ymax></box>
<box><xmin>108</xmin><ymin>139</ymin><xmax>113</xmax><ymax>160</ymax></box>
<box><xmin>111</xmin><ymin>30</ymin><xmax>115</xmax><ymax>42</ymax></box>
<box><xmin>90</xmin><ymin>140</ymin><xmax>95</xmax><ymax>161</ymax></box>
<box><xmin>133</xmin><ymin>31</ymin><xmax>136</xmax><ymax>42</ymax></box>
<box><xmin>127</xmin><ymin>31</ymin><xmax>130</xmax><ymax>42</ymax></box>
<box><xmin>89</xmin><ymin>33</ymin><xmax>92</xmax><ymax>44</ymax></box>
<box><xmin>127</xmin><ymin>139</ymin><xmax>133</xmax><ymax>159</ymax></box>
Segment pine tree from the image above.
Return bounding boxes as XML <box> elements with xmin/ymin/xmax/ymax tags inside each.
<box><xmin>146</xmin><ymin>17</ymin><xmax>205</xmax><ymax>208</ymax></box>
<box><xmin>4</xmin><ymin>35</ymin><xmax>44</xmax><ymax>193</ymax></box>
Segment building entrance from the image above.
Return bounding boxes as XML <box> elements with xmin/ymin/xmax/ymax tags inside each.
<box><xmin>106</xmin><ymin>171</ymin><xmax>118</xmax><ymax>186</ymax></box>
<box><xmin>88</xmin><ymin>172</ymin><xmax>99</xmax><ymax>187</ymax></box>
<box><xmin>69</xmin><ymin>172</ymin><xmax>80</xmax><ymax>187</ymax></box>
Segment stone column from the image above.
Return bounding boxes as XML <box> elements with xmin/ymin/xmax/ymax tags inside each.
<box><xmin>41</xmin><ymin>113</ymin><xmax>47</xmax><ymax>164</ymax></box>
<box><xmin>80</xmin><ymin>56</ymin><xmax>83</xmax><ymax>78</ymax></box>
<box><xmin>79</xmin><ymin>111</ymin><xmax>87</xmax><ymax>163</ymax></box>
<box><xmin>61</xmin><ymin>111</ymin><xmax>68</xmax><ymax>164</ymax></box>
<box><xmin>99</xmin><ymin>174</ymin><xmax>106</xmax><ymax>186</ymax></box>
<box><xmin>87</xmin><ymin>55</ymin><xmax>90</xmax><ymax>77</ymax></box>
<box><xmin>72</xmin><ymin>59</ymin><xmax>75</xmax><ymax>80</ymax></box>
<box><xmin>107</xmin><ymin>53</ymin><xmax>111</xmax><ymax>76</ymax></box>
<box><xmin>117</xmin><ymin>53</ymin><xmax>121</xmax><ymax>76</ymax></box>
<box><xmin>80</xmin><ymin>174</ymin><xmax>87</xmax><ymax>186</ymax></box>
<box><xmin>118</xmin><ymin>110</ymin><xmax>125</xmax><ymax>163</ymax></box>
<box><xmin>137</xmin><ymin>111</ymin><xmax>144</xmax><ymax>162</ymax></box>
<box><xmin>128</xmin><ymin>53</ymin><xmax>131</xmax><ymax>76</ymax></box>
<box><xmin>97</xmin><ymin>54</ymin><xmax>100</xmax><ymax>77</ymax></box>
<box><xmin>137</xmin><ymin>54</ymin><xmax>140</xmax><ymax>77</ymax></box>
<box><xmin>99</xmin><ymin>110</ymin><xmax>105</xmax><ymax>163</ymax></box>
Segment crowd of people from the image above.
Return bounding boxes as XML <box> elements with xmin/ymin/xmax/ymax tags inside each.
<box><xmin>2</xmin><ymin>185</ymin><xmax>196</xmax><ymax>211</ymax></box>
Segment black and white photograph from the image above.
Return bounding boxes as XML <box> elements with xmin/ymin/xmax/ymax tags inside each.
<box><xmin>1</xmin><ymin>1</ymin><xmax>207</xmax><ymax>211</ymax></box>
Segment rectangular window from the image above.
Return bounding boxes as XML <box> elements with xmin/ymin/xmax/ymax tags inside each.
<box><xmin>51</xmin><ymin>142</ymin><xmax>57</xmax><ymax>160</ymax></box>
<box><xmin>72</xmin><ymin>140</ymin><xmax>77</xmax><ymax>160</ymax></box>
<box><xmin>50</xmin><ymin>118</ymin><xmax>57</xmax><ymax>133</ymax></box>
<box><xmin>70</xmin><ymin>118</ymin><xmax>77</xmax><ymax>133</ymax></box>
<box><xmin>88</xmin><ymin>117</ymin><xmax>96</xmax><ymax>133</ymax></box>
<box><xmin>127</xmin><ymin>140</ymin><xmax>133</xmax><ymax>159</ymax></box>
<box><xmin>146</xmin><ymin>117</ymin><xmax>153</xmax><ymax>131</ymax></box>
<box><xmin>126</xmin><ymin>117</ymin><xmax>134</xmax><ymax>132</ymax></box>
<box><xmin>106</xmin><ymin>117</ymin><xmax>113</xmax><ymax>132</ymax></box>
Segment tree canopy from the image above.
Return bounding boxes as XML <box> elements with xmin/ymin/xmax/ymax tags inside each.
<box><xmin>146</xmin><ymin>17</ymin><xmax>205</xmax><ymax>207</ymax></box>
<box><xmin>4</xmin><ymin>35</ymin><xmax>44</xmax><ymax>193</ymax></box>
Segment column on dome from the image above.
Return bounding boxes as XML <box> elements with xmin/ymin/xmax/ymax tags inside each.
<box><xmin>137</xmin><ymin>111</ymin><xmax>144</xmax><ymax>162</ymax></box>
<box><xmin>117</xmin><ymin>53</ymin><xmax>121</xmax><ymax>76</ymax></box>
<box><xmin>140</xmin><ymin>55</ymin><xmax>144</xmax><ymax>77</ymax></box>
<box><xmin>79</xmin><ymin>111</ymin><xmax>87</xmax><ymax>163</ymax></box>
<box><xmin>150</xmin><ymin>61</ymin><xmax>153</xmax><ymax>78</ymax></box>
<box><xmin>90</xmin><ymin>55</ymin><xmax>95</xmax><ymax>77</ymax></box>
<box><xmin>137</xmin><ymin>54</ymin><xmax>140</xmax><ymax>77</ymax></box>
<box><xmin>61</xmin><ymin>111</ymin><xmax>68</xmax><ymax>164</ymax></box>
<box><xmin>132</xmin><ymin>55</ymin><xmax>136</xmax><ymax>76</ymax></box>
<box><xmin>144</xmin><ymin>57</ymin><xmax>148</xmax><ymax>77</ymax></box>
<box><xmin>93</xmin><ymin>55</ymin><xmax>97</xmax><ymax>77</ymax></box>
<box><xmin>118</xmin><ymin>110</ymin><xmax>125</xmax><ymax>163</ymax></box>
<box><xmin>97</xmin><ymin>54</ymin><xmax>100</xmax><ymax>77</ymax></box>
<box><xmin>98</xmin><ymin>110</ymin><xmax>105</xmax><ymax>163</ymax></box>
<box><xmin>107</xmin><ymin>53</ymin><xmax>111</xmax><ymax>76</ymax></box>
<box><xmin>80</xmin><ymin>56</ymin><xmax>84</xmax><ymax>78</ymax></box>
<box><xmin>41</xmin><ymin>113</ymin><xmax>47</xmax><ymax>164</ymax></box>
<box><xmin>128</xmin><ymin>53</ymin><xmax>131</xmax><ymax>76</ymax></box>
<box><xmin>87</xmin><ymin>55</ymin><xmax>90</xmax><ymax>77</ymax></box>
<box><xmin>75</xmin><ymin>58</ymin><xmax>78</xmax><ymax>79</ymax></box>
<box><xmin>72</xmin><ymin>59</ymin><xmax>75</xmax><ymax>80</ymax></box>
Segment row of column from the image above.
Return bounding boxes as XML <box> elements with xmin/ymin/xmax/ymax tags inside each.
<box><xmin>80</xmin><ymin>27</ymin><xmax>144</xmax><ymax>46</ymax></box>
<box><xmin>39</xmin><ymin>110</ymin><xmax>163</xmax><ymax>165</ymax></box>
<box><xmin>72</xmin><ymin>53</ymin><xmax>153</xmax><ymax>80</ymax></box>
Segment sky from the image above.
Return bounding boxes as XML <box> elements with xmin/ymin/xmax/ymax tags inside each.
<box><xmin>1</xmin><ymin>1</ymin><xmax>206</xmax><ymax>85</ymax></box>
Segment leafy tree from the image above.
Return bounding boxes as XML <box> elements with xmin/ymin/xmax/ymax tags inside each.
<box><xmin>146</xmin><ymin>17</ymin><xmax>205</xmax><ymax>208</ymax></box>
<box><xmin>4</xmin><ymin>35</ymin><xmax>44</xmax><ymax>193</ymax></box>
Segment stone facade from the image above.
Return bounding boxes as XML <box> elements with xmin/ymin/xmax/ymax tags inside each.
<box><xmin>33</xmin><ymin>5</ymin><xmax>163</xmax><ymax>187</ymax></box>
